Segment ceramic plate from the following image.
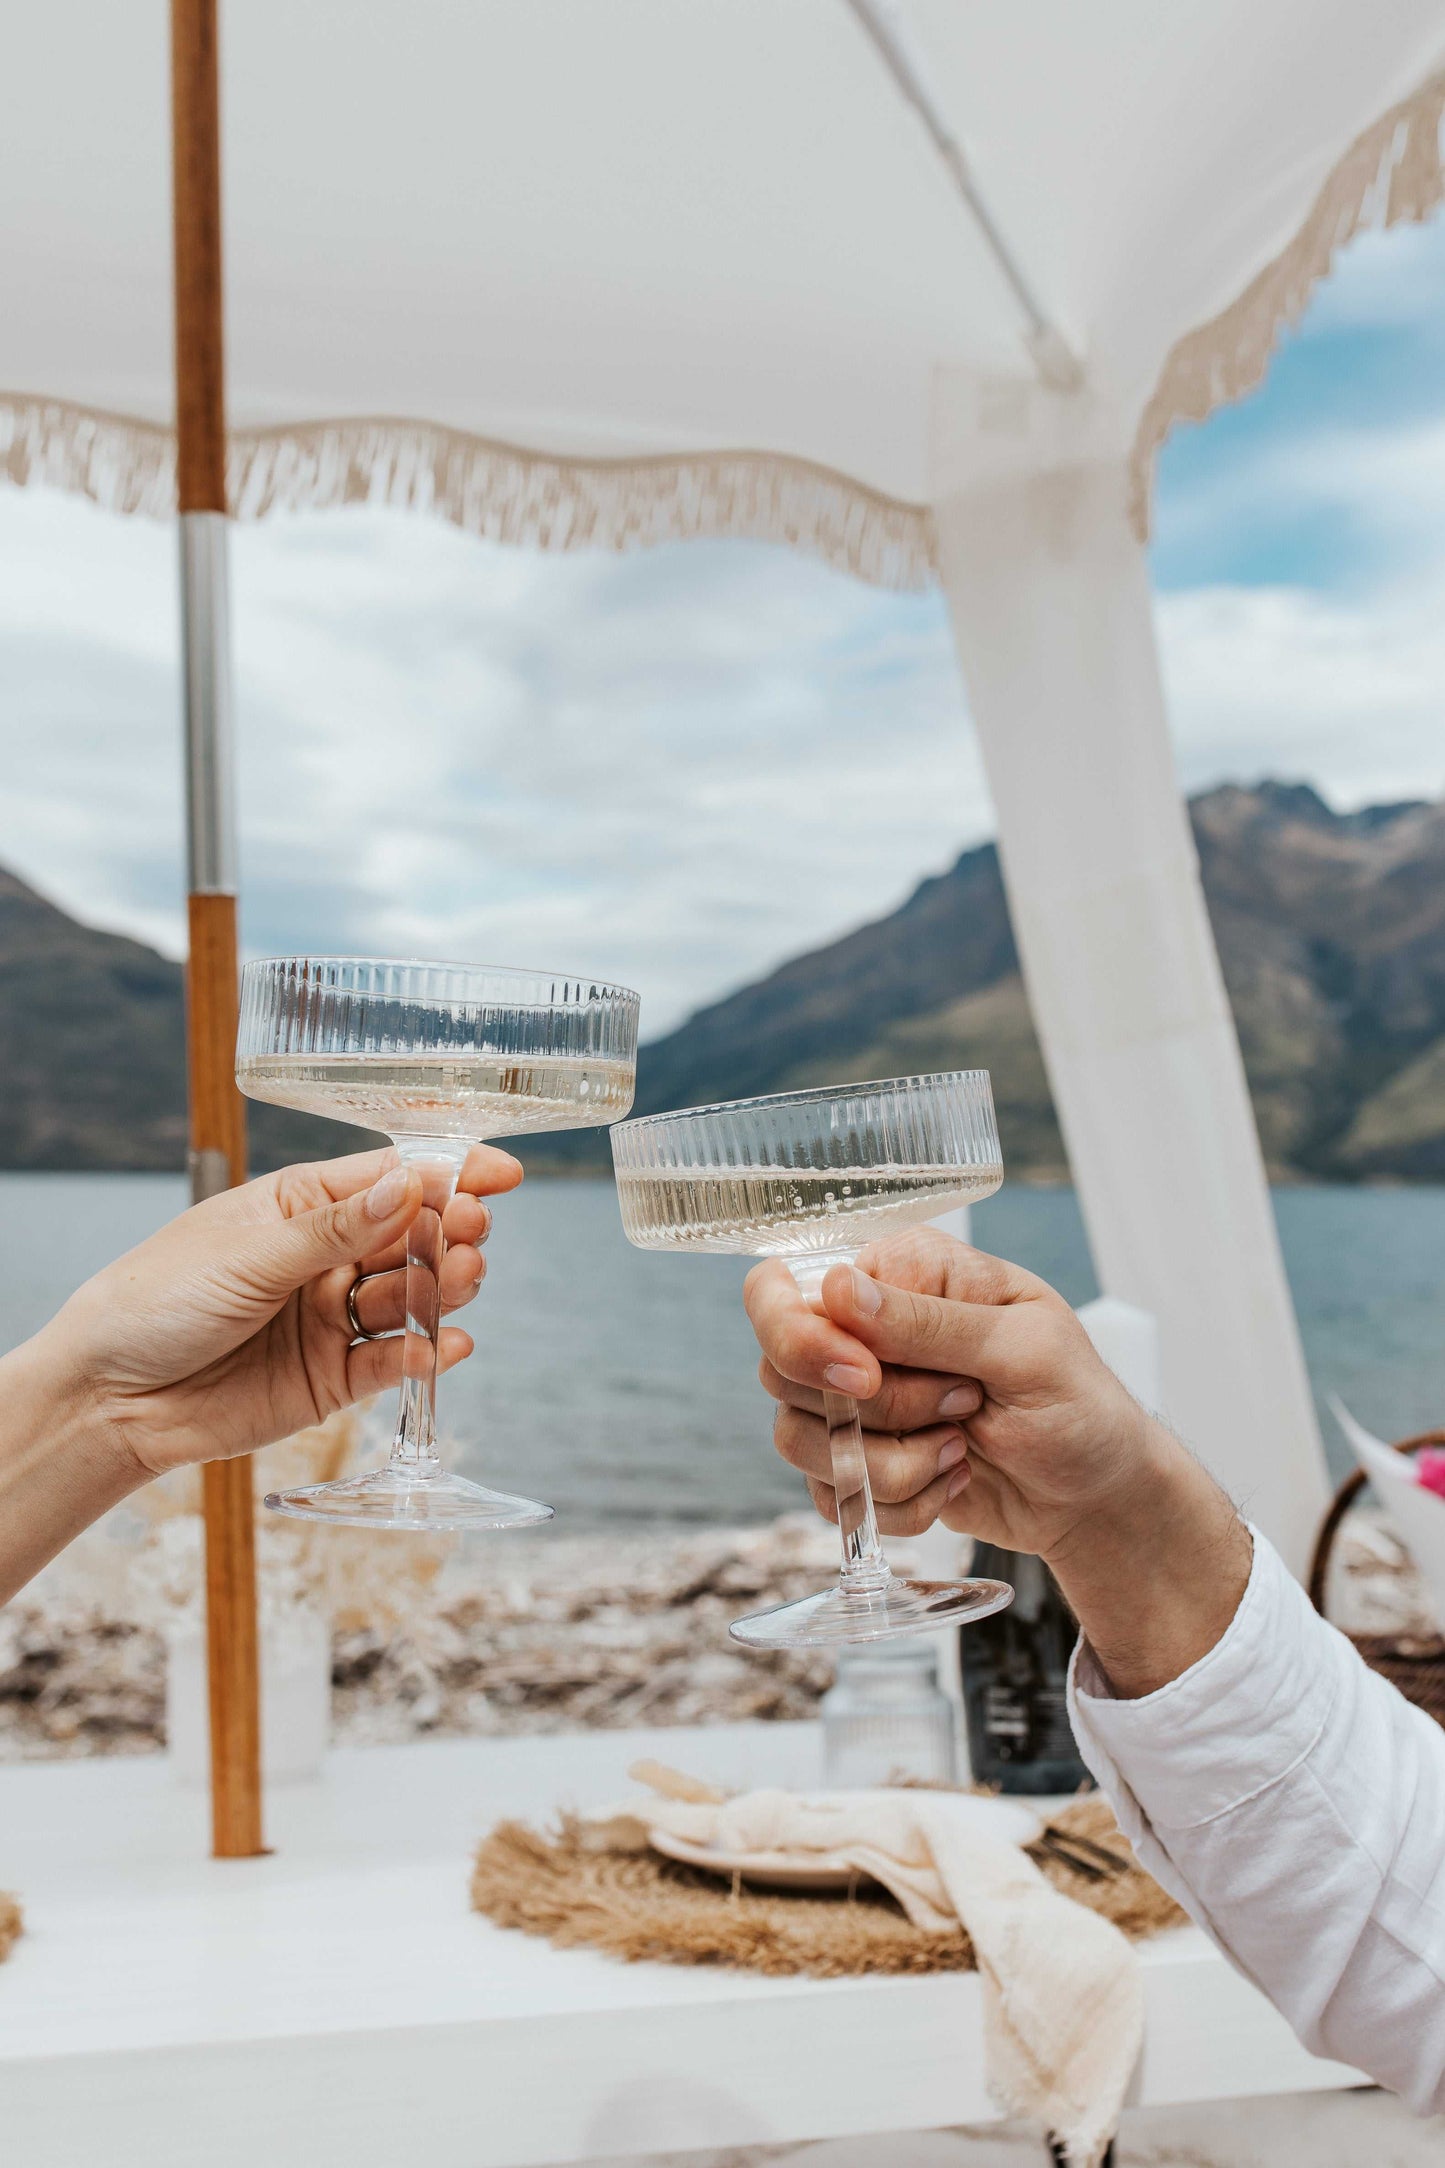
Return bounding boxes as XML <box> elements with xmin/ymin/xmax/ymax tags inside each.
<box><xmin>650</xmin><ymin>1793</ymin><xmax>1041</xmax><ymax>1892</ymax></box>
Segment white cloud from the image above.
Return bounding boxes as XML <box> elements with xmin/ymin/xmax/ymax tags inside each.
<box><xmin>0</xmin><ymin>488</ymin><xmax>990</xmax><ymax>1035</ymax></box>
<box><xmin>1163</xmin><ymin>408</ymin><xmax>1445</xmax><ymax>579</ymax></box>
<box><xmin>1298</xmin><ymin>215</ymin><xmax>1445</xmax><ymax>335</ymax></box>
<box><xmin>1158</xmin><ymin>578</ymin><xmax>1445</xmax><ymax>810</ymax></box>
<box><xmin>1152</xmin><ymin>406</ymin><xmax>1445</xmax><ymax>810</ymax></box>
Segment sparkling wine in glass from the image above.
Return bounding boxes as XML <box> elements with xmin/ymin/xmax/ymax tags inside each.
<box><xmin>237</xmin><ymin>957</ymin><xmax>639</xmax><ymax>1531</ymax></box>
<box><xmin>611</xmin><ymin>1073</ymin><xmax>1013</xmax><ymax>1647</ymax></box>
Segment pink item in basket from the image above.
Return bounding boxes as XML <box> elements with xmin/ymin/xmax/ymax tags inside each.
<box><xmin>1415</xmin><ymin>1448</ymin><xmax>1445</xmax><ymax>1501</ymax></box>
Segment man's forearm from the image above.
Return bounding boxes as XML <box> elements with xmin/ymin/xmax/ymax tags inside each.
<box><xmin>0</xmin><ymin>1334</ymin><xmax>147</xmax><ymax>1604</ymax></box>
<box><xmin>1047</xmin><ymin>1419</ymin><xmax>1253</xmax><ymax>1699</ymax></box>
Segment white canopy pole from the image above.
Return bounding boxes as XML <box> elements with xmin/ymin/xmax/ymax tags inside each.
<box><xmin>932</xmin><ymin>409</ymin><xmax>1327</xmax><ymax>1575</ymax></box>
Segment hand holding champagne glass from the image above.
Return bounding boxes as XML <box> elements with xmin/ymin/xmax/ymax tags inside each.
<box><xmin>611</xmin><ymin>1072</ymin><xmax>1013</xmax><ymax>1645</ymax></box>
<box><xmin>237</xmin><ymin>957</ymin><xmax>638</xmax><ymax>1530</ymax></box>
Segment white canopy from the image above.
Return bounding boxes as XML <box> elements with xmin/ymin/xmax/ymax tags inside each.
<box><xmin>5</xmin><ymin>1</ymin><xmax>1444</xmax><ymax>583</ymax></box>
<box><xmin>5</xmin><ymin>2</ymin><xmax>1445</xmax><ymax>1573</ymax></box>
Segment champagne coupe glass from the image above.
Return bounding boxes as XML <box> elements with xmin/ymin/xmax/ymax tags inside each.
<box><xmin>237</xmin><ymin>956</ymin><xmax>639</xmax><ymax>1531</ymax></box>
<box><xmin>611</xmin><ymin>1073</ymin><xmax>1013</xmax><ymax>1647</ymax></box>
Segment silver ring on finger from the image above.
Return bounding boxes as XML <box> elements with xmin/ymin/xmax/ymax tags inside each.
<box><xmin>346</xmin><ymin>1274</ymin><xmax>383</xmax><ymax>1343</ymax></box>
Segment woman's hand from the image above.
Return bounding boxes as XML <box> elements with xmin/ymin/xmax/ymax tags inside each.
<box><xmin>0</xmin><ymin>1143</ymin><xmax>524</xmax><ymax>1605</ymax></box>
<box><xmin>744</xmin><ymin>1227</ymin><xmax>1251</xmax><ymax>1695</ymax></box>
<box><xmin>0</xmin><ymin>1144</ymin><xmax>520</xmax><ymax>1601</ymax></box>
<box><xmin>36</xmin><ymin>1145</ymin><xmax>522</xmax><ymax>1480</ymax></box>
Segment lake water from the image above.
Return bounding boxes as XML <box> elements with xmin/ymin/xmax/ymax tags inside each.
<box><xmin>1</xmin><ymin>1174</ymin><xmax>1442</xmax><ymax>1523</ymax></box>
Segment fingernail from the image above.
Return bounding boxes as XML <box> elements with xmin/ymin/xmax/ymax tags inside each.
<box><xmin>937</xmin><ymin>1435</ymin><xmax>968</xmax><ymax>1474</ymax></box>
<box><xmin>947</xmin><ymin>1466</ymin><xmax>972</xmax><ymax>1501</ymax></box>
<box><xmin>365</xmin><ymin>1167</ymin><xmax>411</xmax><ymax>1220</ymax></box>
<box><xmin>850</xmin><ymin>1269</ymin><xmax>882</xmax><ymax>1316</ymax></box>
<box><xmin>938</xmin><ymin>1383</ymin><xmax>977</xmax><ymax>1419</ymax></box>
<box><xmin>824</xmin><ymin>1362</ymin><xmax>872</xmax><ymax>1396</ymax></box>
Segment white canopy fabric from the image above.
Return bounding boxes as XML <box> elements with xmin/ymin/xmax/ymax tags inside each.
<box><xmin>4</xmin><ymin>0</ymin><xmax>1444</xmax><ymax>585</ymax></box>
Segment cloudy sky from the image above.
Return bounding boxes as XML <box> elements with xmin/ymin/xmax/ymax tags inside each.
<box><xmin>3</xmin><ymin>216</ymin><xmax>1444</xmax><ymax>1037</ymax></box>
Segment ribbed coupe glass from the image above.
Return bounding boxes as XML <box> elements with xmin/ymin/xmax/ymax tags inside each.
<box><xmin>237</xmin><ymin>956</ymin><xmax>639</xmax><ymax>1531</ymax></box>
<box><xmin>611</xmin><ymin>1072</ymin><xmax>1014</xmax><ymax>1646</ymax></box>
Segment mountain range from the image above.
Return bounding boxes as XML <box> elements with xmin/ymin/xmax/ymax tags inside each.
<box><xmin>3</xmin><ymin>780</ymin><xmax>1443</xmax><ymax>1181</ymax></box>
<box><xmin>0</xmin><ymin>867</ymin><xmax>353</xmax><ymax>1172</ymax></box>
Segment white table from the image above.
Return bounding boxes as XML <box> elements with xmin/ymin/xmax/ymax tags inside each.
<box><xmin>0</xmin><ymin>1725</ymin><xmax>1361</xmax><ymax>2165</ymax></box>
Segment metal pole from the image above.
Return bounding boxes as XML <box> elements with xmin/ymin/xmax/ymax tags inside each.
<box><xmin>846</xmin><ymin>0</ymin><xmax>1083</xmax><ymax>391</ymax></box>
<box><xmin>171</xmin><ymin>0</ymin><xmax>265</xmax><ymax>1858</ymax></box>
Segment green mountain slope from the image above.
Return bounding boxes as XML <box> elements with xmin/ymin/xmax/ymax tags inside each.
<box><xmin>3</xmin><ymin>780</ymin><xmax>1442</xmax><ymax>1179</ymax></box>
<box><xmin>616</xmin><ymin>779</ymin><xmax>1445</xmax><ymax>1183</ymax></box>
<box><xmin>0</xmin><ymin>868</ymin><xmax>362</xmax><ymax>1171</ymax></box>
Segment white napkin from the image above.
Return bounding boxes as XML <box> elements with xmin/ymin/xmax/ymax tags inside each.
<box><xmin>594</xmin><ymin>1779</ymin><xmax>1141</xmax><ymax>2167</ymax></box>
<box><xmin>1332</xmin><ymin>1395</ymin><xmax>1445</xmax><ymax>1628</ymax></box>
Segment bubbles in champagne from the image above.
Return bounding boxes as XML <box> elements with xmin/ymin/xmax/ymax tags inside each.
<box><xmin>615</xmin><ymin>1162</ymin><xmax>1003</xmax><ymax>1258</ymax></box>
<box><xmin>237</xmin><ymin>1051</ymin><xmax>635</xmax><ymax>1140</ymax></box>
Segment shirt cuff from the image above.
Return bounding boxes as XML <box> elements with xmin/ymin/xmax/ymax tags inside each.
<box><xmin>1068</xmin><ymin>1528</ymin><xmax>1343</xmax><ymax>1832</ymax></box>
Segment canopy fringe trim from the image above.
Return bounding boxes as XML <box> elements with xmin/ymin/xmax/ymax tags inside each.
<box><xmin>0</xmin><ymin>397</ymin><xmax>174</xmax><ymax>517</ymax></box>
<box><xmin>1129</xmin><ymin>65</ymin><xmax>1445</xmax><ymax>536</ymax></box>
<box><xmin>0</xmin><ymin>396</ymin><xmax>937</xmax><ymax>591</ymax></box>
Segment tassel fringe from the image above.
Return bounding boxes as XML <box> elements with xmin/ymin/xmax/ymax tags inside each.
<box><xmin>0</xmin><ymin>396</ymin><xmax>937</xmax><ymax>591</ymax></box>
<box><xmin>1128</xmin><ymin>67</ymin><xmax>1445</xmax><ymax>536</ymax></box>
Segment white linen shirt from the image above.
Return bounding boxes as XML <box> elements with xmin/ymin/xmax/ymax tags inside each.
<box><xmin>1067</xmin><ymin>1530</ymin><xmax>1445</xmax><ymax>2108</ymax></box>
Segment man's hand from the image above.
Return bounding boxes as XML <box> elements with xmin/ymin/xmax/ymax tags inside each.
<box><xmin>744</xmin><ymin>1227</ymin><xmax>1252</xmax><ymax>1696</ymax></box>
<box><xmin>746</xmin><ymin>1229</ymin><xmax>1153</xmax><ymax>1562</ymax></box>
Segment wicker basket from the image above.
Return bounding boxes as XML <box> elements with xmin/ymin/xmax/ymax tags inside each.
<box><xmin>1308</xmin><ymin>1428</ymin><xmax>1445</xmax><ymax>1727</ymax></box>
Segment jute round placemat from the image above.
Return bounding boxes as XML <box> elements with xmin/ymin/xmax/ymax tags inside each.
<box><xmin>471</xmin><ymin>1795</ymin><xmax>1185</xmax><ymax>1978</ymax></box>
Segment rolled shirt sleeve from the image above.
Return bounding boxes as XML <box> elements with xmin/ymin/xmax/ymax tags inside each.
<box><xmin>1068</xmin><ymin>1529</ymin><xmax>1445</xmax><ymax>2108</ymax></box>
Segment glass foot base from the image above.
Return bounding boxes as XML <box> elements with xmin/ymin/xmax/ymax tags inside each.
<box><xmin>729</xmin><ymin>1574</ymin><xmax>1013</xmax><ymax>1650</ymax></box>
<box><xmin>263</xmin><ymin>1465</ymin><xmax>555</xmax><ymax>1533</ymax></box>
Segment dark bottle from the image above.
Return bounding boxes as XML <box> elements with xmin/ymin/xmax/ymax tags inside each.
<box><xmin>961</xmin><ymin>1547</ymin><xmax>1092</xmax><ymax>1795</ymax></box>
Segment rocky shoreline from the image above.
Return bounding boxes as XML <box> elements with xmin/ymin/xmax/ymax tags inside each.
<box><xmin>0</xmin><ymin>1510</ymin><xmax>1432</xmax><ymax>1765</ymax></box>
<box><xmin>0</xmin><ymin>1519</ymin><xmax>844</xmax><ymax>1762</ymax></box>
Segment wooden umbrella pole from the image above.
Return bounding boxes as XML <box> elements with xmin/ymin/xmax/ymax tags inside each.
<box><xmin>171</xmin><ymin>0</ymin><xmax>265</xmax><ymax>1858</ymax></box>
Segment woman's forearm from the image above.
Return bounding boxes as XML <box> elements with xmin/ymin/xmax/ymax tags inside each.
<box><xmin>0</xmin><ymin>1332</ymin><xmax>147</xmax><ymax>1604</ymax></box>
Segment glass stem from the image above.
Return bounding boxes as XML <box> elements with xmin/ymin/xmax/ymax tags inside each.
<box><xmin>388</xmin><ymin>1143</ymin><xmax>464</xmax><ymax>1482</ymax></box>
<box><xmin>786</xmin><ymin>1251</ymin><xmax>892</xmax><ymax>1594</ymax></box>
<box><xmin>824</xmin><ymin>1389</ymin><xmax>891</xmax><ymax>1591</ymax></box>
